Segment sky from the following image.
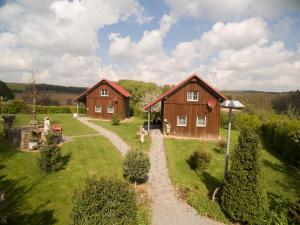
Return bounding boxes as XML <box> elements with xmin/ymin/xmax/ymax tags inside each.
<box><xmin>0</xmin><ymin>0</ymin><xmax>300</xmax><ymax>91</ymax></box>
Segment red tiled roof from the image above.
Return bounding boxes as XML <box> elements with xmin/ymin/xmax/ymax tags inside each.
<box><xmin>73</xmin><ymin>79</ymin><xmax>131</xmax><ymax>102</ymax></box>
<box><xmin>144</xmin><ymin>74</ymin><xmax>227</xmax><ymax>110</ymax></box>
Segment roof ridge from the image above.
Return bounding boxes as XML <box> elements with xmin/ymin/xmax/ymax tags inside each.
<box><xmin>73</xmin><ymin>78</ymin><xmax>131</xmax><ymax>102</ymax></box>
<box><xmin>144</xmin><ymin>74</ymin><xmax>226</xmax><ymax>110</ymax></box>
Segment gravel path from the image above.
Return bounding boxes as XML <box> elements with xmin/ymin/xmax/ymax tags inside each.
<box><xmin>149</xmin><ymin>129</ymin><xmax>222</xmax><ymax>225</ymax></box>
<box><xmin>76</xmin><ymin>117</ymin><xmax>129</xmax><ymax>156</ymax></box>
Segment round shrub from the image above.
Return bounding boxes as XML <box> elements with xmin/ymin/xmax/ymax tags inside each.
<box><xmin>188</xmin><ymin>147</ymin><xmax>212</xmax><ymax>170</ymax></box>
<box><xmin>123</xmin><ymin>150</ymin><xmax>150</xmax><ymax>184</ymax></box>
<box><xmin>70</xmin><ymin>177</ymin><xmax>137</xmax><ymax>225</ymax></box>
<box><xmin>112</xmin><ymin>113</ymin><xmax>120</xmax><ymax>126</ymax></box>
<box><xmin>217</xmin><ymin>139</ymin><xmax>227</xmax><ymax>152</ymax></box>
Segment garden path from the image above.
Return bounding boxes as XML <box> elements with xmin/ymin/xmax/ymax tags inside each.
<box><xmin>149</xmin><ymin>129</ymin><xmax>222</xmax><ymax>225</ymax></box>
<box><xmin>76</xmin><ymin>117</ymin><xmax>129</xmax><ymax>156</ymax></box>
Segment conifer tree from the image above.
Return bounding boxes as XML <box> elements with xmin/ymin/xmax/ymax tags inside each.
<box><xmin>38</xmin><ymin>133</ymin><xmax>63</xmax><ymax>173</ymax></box>
<box><xmin>221</xmin><ymin>127</ymin><xmax>267</xmax><ymax>225</ymax></box>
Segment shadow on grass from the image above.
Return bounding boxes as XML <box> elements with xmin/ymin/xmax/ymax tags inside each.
<box><xmin>61</xmin><ymin>153</ymin><xmax>71</xmax><ymax>169</ymax></box>
<box><xmin>0</xmin><ymin>170</ymin><xmax>57</xmax><ymax>225</ymax></box>
<box><xmin>260</xmin><ymin>137</ymin><xmax>300</xmax><ymax>199</ymax></box>
<box><xmin>194</xmin><ymin>170</ymin><xmax>221</xmax><ymax>195</ymax></box>
<box><xmin>0</xmin><ymin>141</ymin><xmax>57</xmax><ymax>225</ymax></box>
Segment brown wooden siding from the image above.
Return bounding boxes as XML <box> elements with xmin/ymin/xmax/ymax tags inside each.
<box><xmin>86</xmin><ymin>83</ymin><xmax>130</xmax><ymax>120</ymax></box>
<box><xmin>162</xmin><ymin>79</ymin><xmax>220</xmax><ymax>138</ymax></box>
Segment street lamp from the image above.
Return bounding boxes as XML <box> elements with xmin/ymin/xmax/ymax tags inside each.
<box><xmin>220</xmin><ymin>100</ymin><xmax>245</xmax><ymax>179</ymax></box>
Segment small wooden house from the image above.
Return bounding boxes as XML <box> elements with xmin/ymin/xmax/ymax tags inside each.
<box><xmin>144</xmin><ymin>74</ymin><xmax>227</xmax><ymax>138</ymax></box>
<box><xmin>74</xmin><ymin>79</ymin><xmax>131</xmax><ymax>120</ymax></box>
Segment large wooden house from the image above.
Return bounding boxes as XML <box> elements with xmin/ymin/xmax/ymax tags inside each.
<box><xmin>144</xmin><ymin>74</ymin><xmax>227</xmax><ymax>138</ymax></box>
<box><xmin>74</xmin><ymin>79</ymin><xmax>131</xmax><ymax>120</ymax></box>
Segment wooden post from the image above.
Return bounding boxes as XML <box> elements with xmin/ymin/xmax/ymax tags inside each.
<box><xmin>224</xmin><ymin>108</ymin><xmax>232</xmax><ymax>179</ymax></box>
<box><xmin>147</xmin><ymin>108</ymin><xmax>151</xmax><ymax>133</ymax></box>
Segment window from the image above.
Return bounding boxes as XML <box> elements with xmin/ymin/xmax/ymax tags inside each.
<box><xmin>187</xmin><ymin>91</ymin><xmax>198</xmax><ymax>101</ymax></box>
<box><xmin>100</xmin><ymin>89</ymin><xmax>109</xmax><ymax>96</ymax></box>
<box><xmin>107</xmin><ymin>106</ymin><xmax>114</xmax><ymax>114</ymax></box>
<box><xmin>196</xmin><ymin>116</ymin><xmax>206</xmax><ymax>127</ymax></box>
<box><xmin>95</xmin><ymin>105</ymin><xmax>101</xmax><ymax>113</ymax></box>
<box><xmin>177</xmin><ymin>116</ymin><xmax>187</xmax><ymax>126</ymax></box>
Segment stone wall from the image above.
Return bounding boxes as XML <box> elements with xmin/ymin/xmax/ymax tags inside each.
<box><xmin>4</xmin><ymin>126</ymin><xmax>41</xmax><ymax>150</ymax></box>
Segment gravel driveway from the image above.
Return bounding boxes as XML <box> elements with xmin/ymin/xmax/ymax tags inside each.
<box><xmin>148</xmin><ymin>129</ymin><xmax>223</xmax><ymax>225</ymax></box>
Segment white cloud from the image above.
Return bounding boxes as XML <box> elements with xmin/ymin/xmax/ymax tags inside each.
<box><xmin>108</xmin><ymin>14</ymin><xmax>175</xmax><ymax>61</ymax></box>
<box><xmin>165</xmin><ymin>0</ymin><xmax>300</xmax><ymax>20</ymax></box>
<box><xmin>0</xmin><ymin>0</ymin><xmax>150</xmax><ymax>84</ymax></box>
<box><xmin>108</xmin><ymin>16</ymin><xmax>300</xmax><ymax>91</ymax></box>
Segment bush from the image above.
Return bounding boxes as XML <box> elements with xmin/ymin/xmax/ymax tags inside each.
<box><xmin>38</xmin><ymin>133</ymin><xmax>63</xmax><ymax>173</ymax></box>
<box><xmin>3</xmin><ymin>100</ymin><xmax>28</xmax><ymax>114</ymax></box>
<box><xmin>112</xmin><ymin>113</ymin><xmax>120</xmax><ymax>126</ymax></box>
<box><xmin>188</xmin><ymin>145</ymin><xmax>211</xmax><ymax>170</ymax></box>
<box><xmin>123</xmin><ymin>150</ymin><xmax>150</xmax><ymax>184</ymax></box>
<box><xmin>221</xmin><ymin>127</ymin><xmax>267</xmax><ymax>225</ymax></box>
<box><xmin>220</xmin><ymin>111</ymin><xmax>228</xmax><ymax>128</ymax></box>
<box><xmin>36</xmin><ymin>105</ymin><xmax>72</xmax><ymax>114</ymax></box>
<box><xmin>217</xmin><ymin>139</ymin><xmax>227</xmax><ymax>152</ymax></box>
<box><xmin>70</xmin><ymin>177</ymin><xmax>137</xmax><ymax>225</ymax></box>
<box><xmin>261</xmin><ymin>118</ymin><xmax>300</xmax><ymax>168</ymax></box>
<box><xmin>232</xmin><ymin>112</ymin><xmax>261</xmax><ymax>130</ymax></box>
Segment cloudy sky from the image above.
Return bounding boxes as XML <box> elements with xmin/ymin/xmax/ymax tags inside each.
<box><xmin>0</xmin><ymin>0</ymin><xmax>300</xmax><ymax>91</ymax></box>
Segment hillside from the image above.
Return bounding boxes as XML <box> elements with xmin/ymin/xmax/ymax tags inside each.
<box><xmin>6</xmin><ymin>82</ymin><xmax>288</xmax><ymax>109</ymax></box>
<box><xmin>7</xmin><ymin>83</ymin><xmax>87</xmax><ymax>94</ymax></box>
<box><xmin>222</xmin><ymin>90</ymin><xmax>285</xmax><ymax>110</ymax></box>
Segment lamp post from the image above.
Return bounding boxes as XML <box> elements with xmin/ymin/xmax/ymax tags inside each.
<box><xmin>220</xmin><ymin>100</ymin><xmax>245</xmax><ymax>179</ymax></box>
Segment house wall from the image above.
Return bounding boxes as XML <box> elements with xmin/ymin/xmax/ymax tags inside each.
<box><xmin>162</xmin><ymin>79</ymin><xmax>221</xmax><ymax>138</ymax></box>
<box><xmin>86</xmin><ymin>83</ymin><xmax>130</xmax><ymax>120</ymax></box>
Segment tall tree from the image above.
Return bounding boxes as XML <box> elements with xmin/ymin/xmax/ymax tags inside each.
<box><xmin>0</xmin><ymin>80</ymin><xmax>14</xmax><ymax>101</ymax></box>
<box><xmin>221</xmin><ymin>127</ymin><xmax>267</xmax><ymax>225</ymax></box>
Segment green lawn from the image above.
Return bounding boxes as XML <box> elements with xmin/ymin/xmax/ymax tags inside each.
<box><xmin>0</xmin><ymin>135</ymin><xmax>123</xmax><ymax>225</ymax></box>
<box><xmin>0</xmin><ymin>114</ymin><xmax>150</xmax><ymax>225</ymax></box>
<box><xmin>165</xmin><ymin>128</ymin><xmax>300</xmax><ymax>223</ymax></box>
<box><xmin>2</xmin><ymin>114</ymin><xmax>97</xmax><ymax>136</ymax></box>
<box><xmin>90</xmin><ymin>117</ymin><xmax>151</xmax><ymax>151</ymax></box>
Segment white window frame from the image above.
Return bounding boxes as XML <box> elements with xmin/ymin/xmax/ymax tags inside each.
<box><xmin>187</xmin><ymin>91</ymin><xmax>199</xmax><ymax>101</ymax></box>
<box><xmin>107</xmin><ymin>106</ymin><xmax>114</xmax><ymax>114</ymax></box>
<box><xmin>196</xmin><ymin>116</ymin><xmax>206</xmax><ymax>127</ymax></box>
<box><xmin>100</xmin><ymin>89</ymin><xmax>109</xmax><ymax>96</ymax></box>
<box><xmin>177</xmin><ymin>116</ymin><xmax>187</xmax><ymax>127</ymax></box>
<box><xmin>95</xmin><ymin>105</ymin><xmax>101</xmax><ymax>113</ymax></box>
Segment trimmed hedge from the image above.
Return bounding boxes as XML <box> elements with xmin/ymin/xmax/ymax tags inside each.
<box><xmin>220</xmin><ymin>111</ymin><xmax>261</xmax><ymax>130</ymax></box>
<box><xmin>2</xmin><ymin>100</ymin><xmax>86</xmax><ymax>114</ymax></box>
<box><xmin>261</xmin><ymin>118</ymin><xmax>300</xmax><ymax>168</ymax></box>
<box><xmin>70</xmin><ymin>177</ymin><xmax>137</xmax><ymax>225</ymax></box>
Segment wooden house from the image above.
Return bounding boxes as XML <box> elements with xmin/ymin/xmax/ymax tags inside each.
<box><xmin>144</xmin><ymin>74</ymin><xmax>227</xmax><ymax>138</ymax></box>
<box><xmin>74</xmin><ymin>79</ymin><xmax>131</xmax><ymax>120</ymax></box>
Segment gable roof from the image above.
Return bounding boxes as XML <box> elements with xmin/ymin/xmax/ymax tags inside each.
<box><xmin>144</xmin><ymin>74</ymin><xmax>227</xmax><ymax>110</ymax></box>
<box><xmin>73</xmin><ymin>79</ymin><xmax>131</xmax><ymax>102</ymax></box>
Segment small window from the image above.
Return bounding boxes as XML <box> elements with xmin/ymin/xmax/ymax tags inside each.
<box><xmin>100</xmin><ymin>89</ymin><xmax>109</xmax><ymax>96</ymax></box>
<box><xmin>177</xmin><ymin>116</ymin><xmax>187</xmax><ymax>126</ymax></box>
<box><xmin>95</xmin><ymin>105</ymin><xmax>101</xmax><ymax>113</ymax></box>
<box><xmin>187</xmin><ymin>91</ymin><xmax>198</xmax><ymax>101</ymax></box>
<box><xmin>196</xmin><ymin>116</ymin><xmax>206</xmax><ymax>127</ymax></box>
<box><xmin>107</xmin><ymin>106</ymin><xmax>114</xmax><ymax>114</ymax></box>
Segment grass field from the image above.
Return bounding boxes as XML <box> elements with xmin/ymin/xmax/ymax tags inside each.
<box><xmin>165</xmin><ymin>128</ymin><xmax>300</xmax><ymax>222</ymax></box>
<box><xmin>90</xmin><ymin>117</ymin><xmax>151</xmax><ymax>151</ymax></box>
<box><xmin>0</xmin><ymin>114</ymin><xmax>150</xmax><ymax>225</ymax></box>
<box><xmin>0</xmin><ymin>136</ymin><xmax>123</xmax><ymax>225</ymax></box>
<box><xmin>1</xmin><ymin>113</ymin><xmax>96</xmax><ymax>136</ymax></box>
